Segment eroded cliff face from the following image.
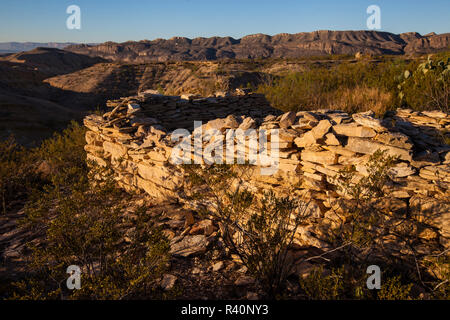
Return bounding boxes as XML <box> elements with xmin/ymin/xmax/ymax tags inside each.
<box><xmin>404</xmin><ymin>33</ymin><xmax>450</xmax><ymax>54</ymax></box>
<box><xmin>68</xmin><ymin>31</ymin><xmax>450</xmax><ymax>62</ymax></box>
<box><xmin>83</xmin><ymin>90</ymin><xmax>450</xmax><ymax>257</ymax></box>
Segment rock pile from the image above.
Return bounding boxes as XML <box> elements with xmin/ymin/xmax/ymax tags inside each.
<box><xmin>84</xmin><ymin>90</ymin><xmax>280</xmax><ymax>199</ymax></box>
<box><xmin>84</xmin><ymin>91</ymin><xmax>450</xmax><ymax>251</ymax></box>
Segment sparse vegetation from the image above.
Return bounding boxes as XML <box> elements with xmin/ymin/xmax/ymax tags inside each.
<box><xmin>299</xmin><ymin>266</ymin><xmax>414</xmax><ymax>300</ymax></box>
<box><xmin>183</xmin><ymin>164</ymin><xmax>311</xmax><ymax>298</ymax></box>
<box><xmin>2</xmin><ymin>122</ymin><xmax>171</xmax><ymax>300</ymax></box>
<box><xmin>398</xmin><ymin>53</ymin><xmax>450</xmax><ymax>112</ymax></box>
<box><xmin>0</xmin><ymin>137</ymin><xmax>38</xmax><ymax>214</ymax></box>
<box><xmin>256</xmin><ymin>53</ymin><xmax>450</xmax><ymax>114</ymax></box>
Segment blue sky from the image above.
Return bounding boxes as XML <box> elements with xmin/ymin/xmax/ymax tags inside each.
<box><xmin>0</xmin><ymin>0</ymin><xmax>449</xmax><ymax>43</ymax></box>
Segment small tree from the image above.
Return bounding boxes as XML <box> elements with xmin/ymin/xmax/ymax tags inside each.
<box><xmin>330</xmin><ymin>150</ymin><xmax>396</xmax><ymax>253</ymax></box>
<box><xmin>183</xmin><ymin>164</ymin><xmax>311</xmax><ymax>298</ymax></box>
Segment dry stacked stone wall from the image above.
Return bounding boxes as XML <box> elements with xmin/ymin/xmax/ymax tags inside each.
<box><xmin>84</xmin><ymin>90</ymin><xmax>450</xmax><ymax>250</ymax></box>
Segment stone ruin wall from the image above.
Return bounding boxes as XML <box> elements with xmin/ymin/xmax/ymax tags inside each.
<box><xmin>84</xmin><ymin>90</ymin><xmax>450</xmax><ymax>251</ymax></box>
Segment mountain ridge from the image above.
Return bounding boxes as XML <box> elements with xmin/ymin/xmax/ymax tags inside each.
<box><xmin>65</xmin><ymin>30</ymin><xmax>450</xmax><ymax>62</ymax></box>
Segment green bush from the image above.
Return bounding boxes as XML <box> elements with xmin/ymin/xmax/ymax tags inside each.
<box><xmin>256</xmin><ymin>59</ymin><xmax>406</xmax><ymax>113</ymax></box>
<box><xmin>256</xmin><ymin>53</ymin><xmax>450</xmax><ymax>114</ymax></box>
<box><xmin>12</xmin><ymin>174</ymin><xmax>170</xmax><ymax>299</ymax></box>
<box><xmin>0</xmin><ymin>121</ymin><xmax>87</xmax><ymax>215</ymax></box>
<box><xmin>377</xmin><ymin>275</ymin><xmax>412</xmax><ymax>300</ymax></box>
<box><xmin>5</xmin><ymin>120</ymin><xmax>170</xmax><ymax>300</ymax></box>
<box><xmin>184</xmin><ymin>164</ymin><xmax>311</xmax><ymax>298</ymax></box>
<box><xmin>299</xmin><ymin>266</ymin><xmax>414</xmax><ymax>300</ymax></box>
<box><xmin>398</xmin><ymin>53</ymin><xmax>450</xmax><ymax>112</ymax></box>
<box><xmin>331</xmin><ymin>150</ymin><xmax>396</xmax><ymax>249</ymax></box>
<box><xmin>35</xmin><ymin>120</ymin><xmax>87</xmax><ymax>182</ymax></box>
<box><xmin>299</xmin><ymin>267</ymin><xmax>347</xmax><ymax>300</ymax></box>
<box><xmin>0</xmin><ymin>137</ymin><xmax>39</xmax><ymax>214</ymax></box>
<box><xmin>424</xmin><ymin>254</ymin><xmax>450</xmax><ymax>300</ymax></box>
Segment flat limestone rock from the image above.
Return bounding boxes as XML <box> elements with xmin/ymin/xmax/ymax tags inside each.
<box><xmin>333</xmin><ymin>123</ymin><xmax>376</xmax><ymax>138</ymax></box>
<box><xmin>311</xmin><ymin>119</ymin><xmax>332</xmax><ymax>139</ymax></box>
<box><xmin>389</xmin><ymin>164</ymin><xmax>416</xmax><ymax>178</ymax></box>
<box><xmin>137</xmin><ymin>177</ymin><xmax>178</xmax><ymax>199</ymax></box>
<box><xmin>324</xmin><ymin>132</ymin><xmax>340</xmax><ymax>146</ymax></box>
<box><xmin>224</xmin><ymin>114</ymin><xmax>240</xmax><ymax>129</ymax></box>
<box><xmin>410</xmin><ymin>196</ymin><xmax>450</xmax><ymax>239</ymax></box>
<box><xmin>87</xmin><ymin>153</ymin><xmax>107</xmax><ymax>167</ymax></box>
<box><xmin>103</xmin><ymin>141</ymin><xmax>128</xmax><ymax>160</ymax></box>
<box><xmin>161</xmin><ymin>274</ymin><xmax>177</xmax><ymax>291</ymax></box>
<box><xmin>421</xmin><ymin>110</ymin><xmax>448</xmax><ymax>119</ymax></box>
<box><xmin>345</xmin><ymin>137</ymin><xmax>412</xmax><ymax>161</ymax></box>
<box><xmin>170</xmin><ymin>235</ymin><xmax>209</xmax><ymax>257</ymax></box>
<box><xmin>374</xmin><ymin>131</ymin><xmax>413</xmax><ymax>149</ymax></box>
<box><xmin>239</xmin><ymin>117</ymin><xmax>256</xmax><ymax>130</ymax></box>
<box><xmin>301</xmin><ymin>150</ymin><xmax>339</xmax><ymax>165</ymax></box>
<box><xmin>127</xmin><ymin>103</ymin><xmax>141</xmax><ymax>115</ymax></box>
<box><xmin>294</xmin><ymin>120</ymin><xmax>318</xmax><ymax>130</ymax></box>
<box><xmin>322</xmin><ymin>145</ymin><xmax>356</xmax><ymax>157</ymax></box>
<box><xmin>419</xmin><ymin>165</ymin><xmax>450</xmax><ymax>182</ymax></box>
<box><xmin>278</xmin><ymin>128</ymin><xmax>298</xmax><ymax>142</ymax></box>
<box><xmin>327</xmin><ymin>112</ymin><xmax>351</xmax><ymax>124</ymax></box>
<box><xmin>294</xmin><ymin>131</ymin><xmax>316</xmax><ymax>148</ymax></box>
<box><xmin>352</xmin><ymin>111</ymin><xmax>386</xmax><ymax>131</ymax></box>
<box><xmin>206</xmin><ymin>118</ymin><xmax>227</xmax><ymax>131</ymax></box>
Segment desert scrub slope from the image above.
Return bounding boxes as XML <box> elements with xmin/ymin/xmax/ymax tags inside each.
<box><xmin>256</xmin><ymin>52</ymin><xmax>450</xmax><ymax>115</ymax></box>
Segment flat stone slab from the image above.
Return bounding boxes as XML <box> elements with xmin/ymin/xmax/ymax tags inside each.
<box><xmin>170</xmin><ymin>235</ymin><xmax>209</xmax><ymax>257</ymax></box>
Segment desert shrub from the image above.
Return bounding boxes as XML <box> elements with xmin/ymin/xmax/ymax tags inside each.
<box><xmin>256</xmin><ymin>54</ymin><xmax>450</xmax><ymax>113</ymax></box>
<box><xmin>330</xmin><ymin>150</ymin><xmax>396</xmax><ymax>250</ymax></box>
<box><xmin>183</xmin><ymin>164</ymin><xmax>311</xmax><ymax>298</ymax></box>
<box><xmin>424</xmin><ymin>254</ymin><xmax>450</xmax><ymax>300</ymax></box>
<box><xmin>0</xmin><ymin>137</ymin><xmax>39</xmax><ymax>214</ymax></box>
<box><xmin>299</xmin><ymin>267</ymin><xmax>347</xmax><ymax>300</ymax></box>
<box><xmin>377</xmin><ymin>275</ymin><xmax>413</xmax><ymax>300</ymax></box>
<box><xmin>6</xmin><ymin>120</ymin><xmax>170</xmax><ymax>300</ymax></box>
<box><xmin>325</xmin><ymin>150</ymin><xmax>447</xmax><ymax>300</ymax></box>
<box><xmin>36</xmin><ymin>120</ymin><xmax>87</xmax><ymax>176</ymax></box>
<box><xmin>11</xmin><ymin>166</ymin><xmax>170</xmax><ymax>300</ymax></box>
<box><xmin>328</xmin><ymin>85</ymin><xmax>393</xmax><ymax>115</ymax></box>
<box><xmin>256</xmin><ymin>59</ymin><xmax>406</xmax><ymax>113</ymax></box>
<box><xmin>299</xmin><ymin>264</ymin><xmax>416</xmax><ymax>300</ymax></box>
<box><xmin>0</xmin><ymin>120</ymin><xmax>87</xmax><ymax>216</ymax></box>
<box><xmin>398</xmin><ymin>53</ymin><xmax>450</xmax><ymax>112</ymax></box>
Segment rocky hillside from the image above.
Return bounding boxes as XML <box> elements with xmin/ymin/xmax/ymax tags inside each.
<box><xmin>0</xmin><ymin>48</ymin><xmax>279</xmax><ymax>144</ymax></box>
<box><xmin>0</xmin><ymin>47</ymin><xmax>105</xmax><ymax>76</ymax></box>
<box><xmin>66</xmin><ymin>30</ymin><xmax>450</xmax><ymax>62</ymax></box>
<box><xmin>0</xmin><ymin>48</ymin><xmax>105</xmax><ymax>145</ymax></box>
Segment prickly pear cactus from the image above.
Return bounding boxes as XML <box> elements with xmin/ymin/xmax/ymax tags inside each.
<box><xmin>397</xmin><ymin>54</ymin><xmax>450</xmax><ymax>110</ymax></box>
